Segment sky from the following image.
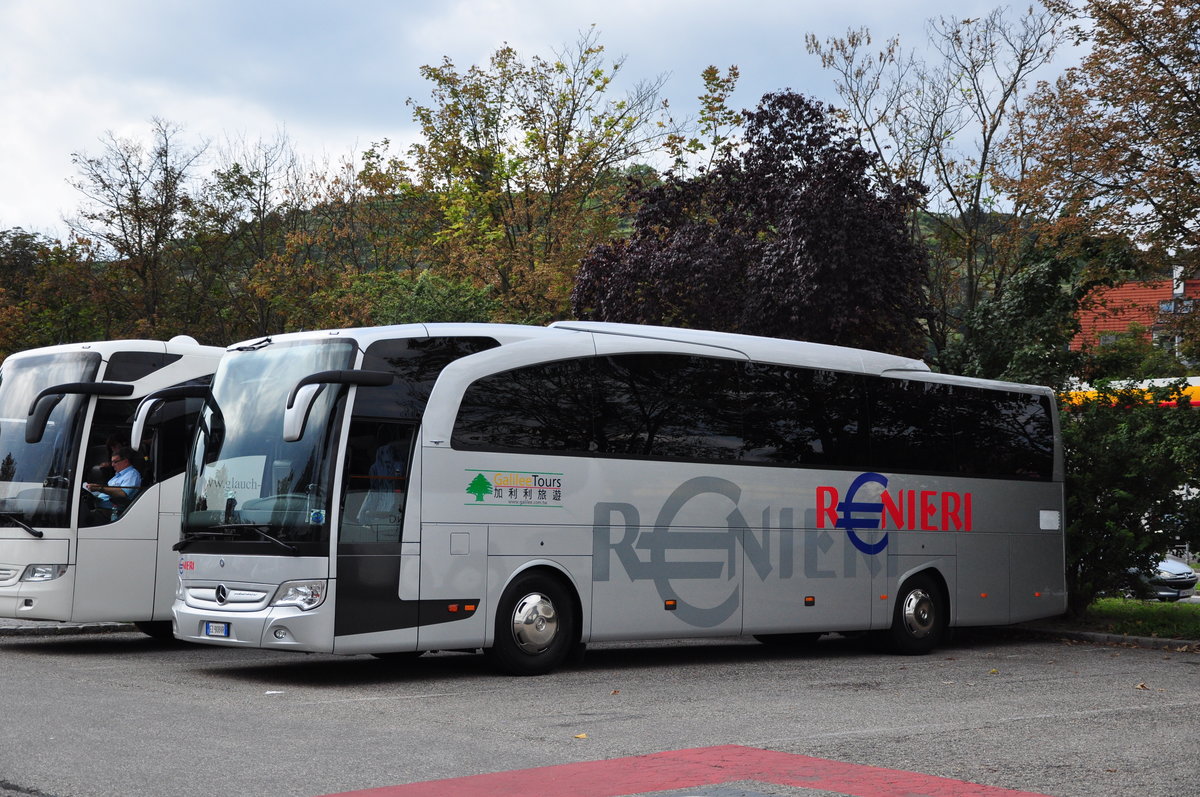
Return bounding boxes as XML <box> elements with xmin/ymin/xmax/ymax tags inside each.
<box><xmin>1</xmin><ymin>0</ymin><xmax>1018</xmax><ymax>240</ymax></box>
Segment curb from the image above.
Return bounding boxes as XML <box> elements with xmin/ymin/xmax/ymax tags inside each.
<box><xmin>1010</xmin><ymin>623</ymin><xmax>1200</xmax><ymax>653</ymax></box>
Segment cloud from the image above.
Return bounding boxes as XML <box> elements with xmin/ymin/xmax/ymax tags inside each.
<box><xmin>0</xmin><ymin>0</ymin><xmax>1029</xmax><ymax>238</ymax></box>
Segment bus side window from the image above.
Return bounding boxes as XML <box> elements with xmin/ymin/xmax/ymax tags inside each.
<box><xmin>80</xmin><ymin>398</ymin><xmax>140</xmax><ymax>527</ymax></box>
<box><xmin>148</xmin><ymin>396</ymin><xmax>205</xmax><ymax>484</ymax></box>
<box><xmin>340</xmin><ymin>421</ymin><xmax>413</xmax><ymax>544</ymax></box>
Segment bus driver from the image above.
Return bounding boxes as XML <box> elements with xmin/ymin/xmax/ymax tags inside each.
<box><xmin>87</xmin><ymin>445</ymin><xmax>143</xmax><ymax>516</ymax></box>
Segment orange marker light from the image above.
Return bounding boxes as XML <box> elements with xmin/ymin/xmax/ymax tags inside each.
<box><xmin>980</xmin><ymin>593</ymin><xmax>988</xmax><ymax>599</ymax></box>
<box><xmin>879</xmin><ymin>595</ymin><xmax>888</xmax><ymax>601</ymax></box>
<box><xmin>804</xmin><ymin>596</ymin><xmax>815</xmax><ymax>607</ymax></box>
<box><xmin>447</xmin><ymin>604</ymin><xmax>459</xmax><ymax>613</ymax></box>
<box><xmin>664</xmin><ymin>600</ymin><xmax>677</xmax><ymax>611</ymax></box>
<box><xmin>465</xmin><ymin>604</ymin><xmax>477</xmax><ymax>612</ymax></box>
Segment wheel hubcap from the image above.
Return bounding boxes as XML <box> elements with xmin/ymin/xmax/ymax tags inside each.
<box><xmin>510</xmin><ymin>592</ymin><xmax>558</xmax><ymax>654</ymax></box>
<box><xmin>901</xmin><ymin>588</ymin><xmax>936</xmax><ymax>639</ymax></box>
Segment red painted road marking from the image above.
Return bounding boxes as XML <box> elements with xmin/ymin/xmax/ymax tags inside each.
<box><xmin>324</xmin><ymin>744</ymin><xmax>1052</xmax><ymax>797</ymax></box>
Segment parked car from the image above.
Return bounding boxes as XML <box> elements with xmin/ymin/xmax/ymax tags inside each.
<box><xmin>1143</xmin><ymin>556</ymin><xmax>1198</xmax><ymax>601</ymax></box>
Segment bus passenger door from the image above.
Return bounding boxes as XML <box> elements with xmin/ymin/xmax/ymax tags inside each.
<box><xmin>332</xmin><ymin>420</ymin><xmax>420</xmax><ymax>652</ymax></box>
<box><xmin>74</xmin><ymin>397</ymin><xmax>158</xmax><ymax>622</ymax></box>
<box><xmin>148</xmin><ymin>395</ymin><xmax>204</xmax><ymax>619</ymax></box>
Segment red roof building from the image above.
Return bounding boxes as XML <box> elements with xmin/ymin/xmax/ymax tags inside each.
<box><xmin>1072</xmin><ymin>278</ymin><xmax>1200</xmax><ymax>351</ymax></box>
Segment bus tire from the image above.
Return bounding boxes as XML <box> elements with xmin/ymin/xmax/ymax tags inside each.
<box><xmin>485</xmin><ymin>572</ymin><xmax>576</xmax><ymax>676</ymax></box>
<box><xmin>134</xmin><ymin>621</ymin><xmax>174</xmax><ymax>641</ymax></box>
<box><xmin>885</xmin><ymin>574</ymin><xmax>945</xmax><ymax>655</ymax></box>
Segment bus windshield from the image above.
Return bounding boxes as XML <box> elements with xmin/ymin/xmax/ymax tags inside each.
<box><xmin>183</xmin><ymin>339</ymin><xmax>356</xmax><ymax>554</ymax></box>
<box><xmin>0</xmin><ymin>351</ymin><xmax>101</xmax><ymax>527</ymax></box>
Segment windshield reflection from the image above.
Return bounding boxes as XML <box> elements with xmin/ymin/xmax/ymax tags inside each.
<box><xmin>0</xmin><ymin>352</ymin><xmax>100</xmax><ymax>528</ymax></box>
<box><xmin>184</xmin><ymin>339</ymin><xmax>356</xmax><ymax>552</ymax></box>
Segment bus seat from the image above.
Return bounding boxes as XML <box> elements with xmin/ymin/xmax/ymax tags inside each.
<box><xmin>85</xmin><ymin>445</ymin><xmax>112</xmax><ymax>484</ymax></box>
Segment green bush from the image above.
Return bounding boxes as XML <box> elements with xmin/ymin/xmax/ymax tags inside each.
<box><xmin>1063</xmin><ymin>383</ymin><xmax>1200</xmax><ymax>615</ymax></box>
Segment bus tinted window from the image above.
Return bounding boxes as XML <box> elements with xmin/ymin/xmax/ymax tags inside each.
<box><xmin>359</xmin><ymin>337</ymin><xmax>499</xmax><ymax>420</ymax></box>
<box><xmin>453</xmin><ymin>359</ymin><xmax>594</xmax><ymax>453</ymax></box>
<box><xmin>105</xmin><ymin>352</ymin><xmax>182</xmax><ymax>382</ymax></box>
<box><xmin>866</xmin><ymin>378</ymin><xmax>957</xmax><ymax>474</ymax></box>
<box><xmin>953</xmin><ymin>389</ymin><xmax>1054</xmax><ymax>480</ymax></box>
<box><xmin>449</xmin><ymin>352</ymin><xmax>1053</xmax><ymax>481</ymax></box>
<box><xmin>741</xmin><ymin>364</ymin><xmax>866</xmax><ymax>467</ymax></box>
<box><xmin>593</xmin><ymin>354</ymin><xmax>742</xmax><ymax>461</ymax></box>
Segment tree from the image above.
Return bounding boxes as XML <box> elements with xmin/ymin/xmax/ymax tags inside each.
<box><xmin>179</xmin><ymin>131</ymin><xmax>314</xmax><ymax>341</ymax></box>
<box><xmin>0</xmin><ymin>230</ymin><xmax>100</xmax><ymax>357</ymax></box>
<box><xmin>662</xmin><ymin>65</ymin><xmax>743</xmax><ymax>176</ymax></box>
<box><xmin>573</xmin><ymin>91</ymin><xmax>929</xmax><ymax>357</ymax></box>
<box><xmin>1016</xmin><ymin>0</ymin><xmax>1200</xmax><ymax>258</ymax></box>
<box><xmin>1077</xmin><ymin>324</ymin><xmax>1187</xmax><ymax>382</ymax></box>
<box><xmin>806</xmin><ymin>7</ymin><xmax>1066</xmax><ymax>363</ymax></box>
<box><xmin>941</xmin><ymin>231</ymin><xmax>1147</xmax><ymax>387</ymax></box>
<box><xmin>944</xmin><ymin>251</ymin><xmax>1088</xmax><ymax>388</ymax></box>
<box><xmin>330</xmin><ymin>269</ymin><xmax>497</xmax><ymax>327</ymax></box>
<box><xmin>0</xmin><ymin>228</ymin><xmax>48</xmax><ymax>305</ymax></box>
<box><xmin>407</xmin><ymin>28</ymin><xmax>673</xmax><ymax>323</ymax></box>
<box><xmin>68</xmin><ymin>119</ymin><xmax>206</xmax><ymax>338</ymax></box>
<box><xmin>323</xmin><ymin>141</ymin><xmax>444</xmax><ymax>274</ymax></box>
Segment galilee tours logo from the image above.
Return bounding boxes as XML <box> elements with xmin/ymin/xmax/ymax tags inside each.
<box><xmin>464</xmin><ymin>469</ymin><xmax>564</xmax><ymax>508</ymax></box>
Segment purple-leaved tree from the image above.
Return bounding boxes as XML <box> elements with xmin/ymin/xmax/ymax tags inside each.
<box><xmin>573</xmin><ymin>91</ymin><xmax>929</xmax><ymax>357</ymax></box>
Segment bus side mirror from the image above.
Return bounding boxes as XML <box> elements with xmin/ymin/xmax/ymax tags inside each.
<box><xmin>25</xmin><ymin>382</ymin><xmax>135</xmax><ymax>444</ymax></box>
<box><xmin>283</xmin><ymin>383</ymin><xmax>325</xmax><ymax>443</ymax></box>
<box><xmin>283</xmin><ymin>370</ymin><xmax>393</xmax><ymax>443</ymax></box>
<box><xmin>131</xmin><ymin>400</ymin><xmax>159</xmax><ymax>452</ymax></box>
<box><xmin>131</xmin><ymin>384</ymin><xmax>210</xmax><ymax>449</ymax></box>
<box><xmin>25</xmin><ymin>394</ymin><xmax>64</xmax><ymax>445</ymax></box>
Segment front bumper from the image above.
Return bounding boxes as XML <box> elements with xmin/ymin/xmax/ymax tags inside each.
<box><xmin>172</xmin><ymin>582</ymin><xmax>336</xmax><ymax>652</ymax></box>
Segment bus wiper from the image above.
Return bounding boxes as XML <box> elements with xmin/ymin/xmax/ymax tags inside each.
<box><xmin>209</xmin><ymin>523</ymin><xmax>299</xmax><ymax>555</ymax></box>
<box><xmin>172</xmin><ymin>529</ymin><xmax>238</xmax><ymax>551</ymax></box>
<box><xmin>234</xmin><ymin>337</ymin><xmax>272</xmax><ymax>352</ymax></box>
<box><xmin>0</xmin><ymin>512</ymin><xmax>43</xmax><ymax>539</ymax></box>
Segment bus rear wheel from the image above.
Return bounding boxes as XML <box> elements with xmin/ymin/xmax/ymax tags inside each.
<box><xmin>485</xmin><ymin>572</ymin><xmax>576</xmax><ymax>676</ymax></box>
<box><xmin>885</xmin><ymin>574</ymin><xmax>945</xmax><ymax>655</ymax></box>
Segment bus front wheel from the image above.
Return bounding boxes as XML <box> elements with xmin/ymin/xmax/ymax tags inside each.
<box><xmin>485</xmin><ymin>572</ymin><xmax>577</xmax><ymax>676</ymax></box>
<box><xmin>885</xmin><ymin>574</ymin><xmax>945</xmax><ymax>655</ymax></box>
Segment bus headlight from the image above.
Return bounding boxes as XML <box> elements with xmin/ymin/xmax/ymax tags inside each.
<box><xmin>21</xmin><ymin>564</ymin><xmax>68</xmax><ymax>582</ymax></box>
<box><xmin>271</xmin><ymin>580</ymin><xmax>327</xmax><ymax>611</ymax></box>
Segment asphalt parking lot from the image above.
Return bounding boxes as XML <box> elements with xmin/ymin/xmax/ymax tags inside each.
<box><xmin>0</xmin><ymin>620</ymin><xmax>1196</xmax><ymax>797</ymax></box>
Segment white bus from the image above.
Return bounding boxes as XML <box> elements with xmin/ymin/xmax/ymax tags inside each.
<box><xmin>173</xmin><ymin>322</ymin><xmax>1065</xmax><ymax>673</ymax></box>
<box><xmin>0</xmin><ymin>336</ymin><xmax>224</xmax><ymax>637</ymax></box>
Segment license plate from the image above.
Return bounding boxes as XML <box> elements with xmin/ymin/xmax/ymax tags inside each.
<box><xmin>204</xmin><ymin>621</ymin><xmax>230</xmax><ymax>638</ymax></box>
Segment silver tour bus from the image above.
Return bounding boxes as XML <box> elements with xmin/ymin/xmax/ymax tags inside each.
<box><xmin>0</xmin><ymin>336</ymin><xmax>223</xmax><ymax>637</ymax></box>
<box><xmin>173</xmin><ymin>322</ymin><xmax>1065</xmax><ymax>673</ymax></box>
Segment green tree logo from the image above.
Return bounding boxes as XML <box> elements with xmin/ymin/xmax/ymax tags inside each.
<box><xmin>466</xmin><ymin>473</ymin><xmax>493</xmax><ymax>502</ymax></box>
